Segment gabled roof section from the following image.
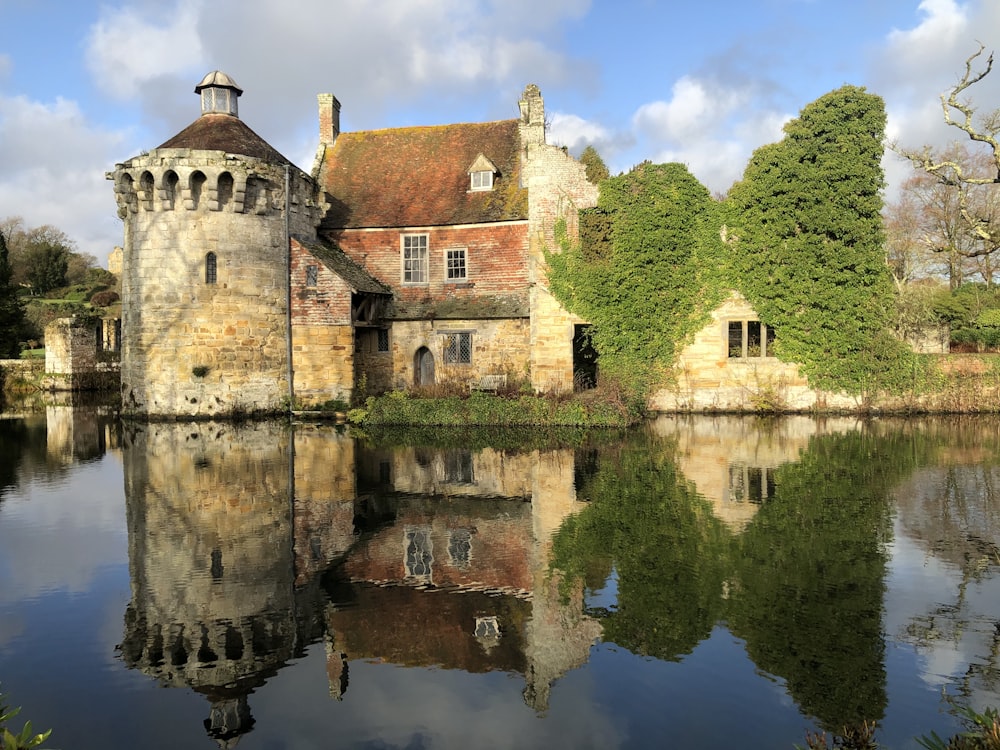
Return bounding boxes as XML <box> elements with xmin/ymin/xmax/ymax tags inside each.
<box><xmin>294</xmin><ymin>236</ymin><xmax>391</xmax><ymax>295</ymax></box>
<box><xmin>319</xmin><ymin>119</ymin><xmax>527</xmax><ymax>230</ymax></box>
<box><xmin>157</xmin><ymin>113</ymin><xmax>292</xmax><ymax>164</ymax></box>
<box><xmin>468</xmin><ymin>153</ymin><xmax>497</xmax><ymax>174</ymax></box>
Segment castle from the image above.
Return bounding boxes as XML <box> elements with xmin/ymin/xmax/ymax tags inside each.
<box><xmin>109</xmin><ymin>72</ymin><xmax>597</xmax><ymax>418</ymax></box>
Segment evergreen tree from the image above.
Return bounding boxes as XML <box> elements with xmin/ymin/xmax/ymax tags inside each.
<box><xmin>0</xmin><ymin>231</ymin><xmax>26</xmax><ymax>358</ymax></box>
<box><xmin>725</xmin><ymin>85</ymin><xmax>911</xmax><ymax>394</ymax></box>
<box><xmin>579</xmin><ymin>145</ymin><xmax>610</xmax><ymax>184</ymax></box>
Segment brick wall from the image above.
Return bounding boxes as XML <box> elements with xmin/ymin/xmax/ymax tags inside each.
<box><xmin>327</xmin><ymin>222</ymin><xmax>530</xmax><ymax>305</ymax></box>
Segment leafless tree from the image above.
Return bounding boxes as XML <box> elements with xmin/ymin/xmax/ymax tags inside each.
<box><xmin>896</xmin><ymin>44</ymin><xmax>1000</xmax><ymax>263</ymax></box>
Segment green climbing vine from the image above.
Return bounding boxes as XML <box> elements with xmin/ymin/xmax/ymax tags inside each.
<box><xmin>545</xmin><ymin>161</ymin><xmax>728</xmax><ymax>398</ymax></box>
<box><xmin>547</xmin><ymin>86</ymin><xmax>931</xmax><ymax>401</ymax></box>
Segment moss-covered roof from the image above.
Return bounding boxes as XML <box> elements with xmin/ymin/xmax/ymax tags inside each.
<box><xmin>319</xmin><ymin>120</ymin><xmax>528</xmax><ymax>230</ymax></box>
<box><xmin>157</xmin><ymin>113</ymin><xmax>292</xmax><ymax>164</ymax></box>
<box><xmin>295</xmin><ymin>236</ymin><xmax>391</xmax><ymax>295</ymax></box>
<box><xmin>388</xmin><ymin>294</ymin><xmax>528</xmax><ymax>320</ymax></box>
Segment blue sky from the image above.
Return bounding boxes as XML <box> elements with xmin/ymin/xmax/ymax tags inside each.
<box><xmin>1</xmin><ymin>0</ymin><xmax>998</xmax><ymax>261</ymax></box>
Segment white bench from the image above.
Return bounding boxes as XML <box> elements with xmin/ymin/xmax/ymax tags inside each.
<box><xmin>469</xmin><ymin>374</ymin><xmax>507</xmax><ymax>393</ymax></box>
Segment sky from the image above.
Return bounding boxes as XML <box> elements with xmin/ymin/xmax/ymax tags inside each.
<box><xmin>1</xmin><ymin>0</ymin><xmax>999</xmax><ymax>263</ymax></box>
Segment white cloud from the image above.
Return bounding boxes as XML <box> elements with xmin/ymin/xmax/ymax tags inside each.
<box><xmin>85</xmin><ymin>0</ymin><xmax>206</xmax><ymax>98</ymax></box>
<box><xmin>548</xmin><ymin>112</ymin><xmax>613</xmax><ymax>155</ymax></box>
<box><xmin>625</xmin><ymin>76</ymin><xmax>790</xmax><ymax>194</ymax></box>
<box><xmin>0</xmin><ymin>94</ymin><xmax>128</xmax><ymax>260</ymax></box>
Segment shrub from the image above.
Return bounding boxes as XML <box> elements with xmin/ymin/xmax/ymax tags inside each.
<box><xmin>90</xmin><ymin>290</ymin><xmax>120</xmax><ymax>307</ymax></box>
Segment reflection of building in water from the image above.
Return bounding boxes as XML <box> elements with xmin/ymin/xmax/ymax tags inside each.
<box><xmin>120</xmin><ymin>422</ymin><xmax>298</xmax><ymax>748</ymax></box>
<box><xmin>331</xmin><ymin>445</ymin><xmax>600</xmax><ymax>710</ymax></box>
<box><xmin>45</xmin><ymin>405</ymin><xmax>121</xmax><ymax>463</ymax></box>
<box><xmin>653</xmin><ymin>415</ymin><xmax>860</xmax><ymax>530</ymax></box>
<box><xmin>121</xmin><ymin>424</ymin><xmax>600</xmax><ymax>740</ymax></box>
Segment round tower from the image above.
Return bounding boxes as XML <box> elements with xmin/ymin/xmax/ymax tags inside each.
<box><xmin>110</xmin><ymin>72</ymin><xmax>326</xmax><ymax>417</ymax></box>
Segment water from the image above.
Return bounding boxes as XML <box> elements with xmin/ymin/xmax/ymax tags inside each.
<box><xmin>1</xmin><ymin>408</ymin><xmax>999</xmax><ymax>749</ymax></box>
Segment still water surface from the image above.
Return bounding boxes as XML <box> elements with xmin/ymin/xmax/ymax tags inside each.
<box><xmin>1</xmin><ymin>407</ymin><xmax>999</xmax><ymax>748</ymax></box>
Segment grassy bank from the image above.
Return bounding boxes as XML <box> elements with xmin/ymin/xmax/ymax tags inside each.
<box><xmin>349</xmin><ymin>386</ymin><xmax>640</xmax><ymax>428</ymax></box>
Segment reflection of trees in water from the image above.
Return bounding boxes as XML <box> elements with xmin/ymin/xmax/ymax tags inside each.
<box><xmin>552</xmin><ymin>433</ymin><xmax>730</xmax><ymax>661</ymax></box>
<box><xmin>551</xmin><ymin>426</ymin><xmax>928</xmax><ymax>733</ymax></box>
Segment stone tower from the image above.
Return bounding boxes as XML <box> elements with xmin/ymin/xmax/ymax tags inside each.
<box><xmin>109</xmin><ymin>71</ymin><xmax>326</xmax><ymax>417</ymax></box>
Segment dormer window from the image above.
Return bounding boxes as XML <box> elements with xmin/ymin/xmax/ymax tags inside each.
<box><xmin>194</xmin><ymin>71</ymin><xmax>243</xmax><ymax>117</ymax></box>
<box><xmin>467</xmin><ymin>153</ymin><xmax>497</xmax><ymax>192</ymax></box>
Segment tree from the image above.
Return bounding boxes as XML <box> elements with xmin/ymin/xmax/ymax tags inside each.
<box><xmin>0</xmin><ymin>230</ymin><xmax>27</xmax><ymax>358</ymax></box>
<box><xmin>23</xmin><ymin>242</ymin><xmax>68</xmax><ymax>295</ymax></box>
<box><xmin>725</xmin><ymin>85</ymin><xmax>911</xmax><ymax>395</ymax></box>
<box><xmin>579</xmin><ymin>145</ymin><xmax>610</xmax><ymax>184</ymax></box>
<box><xmin>1</xmin><ymin>219</ymin><xmax>76</xmax><ymax>294</ymax></box>
<box><xmin>889</xmin><ymin>144</ymin><xmax>1000</xmax><ymax>289</ymax></box>
<box><xmin>897</xmin><ymin>44</ymin><xmax>1000</xmax><ymax>262</ymax></box>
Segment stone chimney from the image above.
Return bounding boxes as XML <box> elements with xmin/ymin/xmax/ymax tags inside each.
<box><xmin>318</xmin><ymin>93</ymin><xmax>342</xmax><ymax>145</ymax></box>
<box><xmin>518</xmin><ymin>84</ymin><xmax>545</xmax><ymax>148</ymax></box>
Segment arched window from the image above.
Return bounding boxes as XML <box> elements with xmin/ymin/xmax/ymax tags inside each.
<box><xmin>163</xmin><ymin>171</ymin><xmax>179</xmax><ymax>210</ymax></box>
<box><xmin>190</xmin><ymin>171</ymin><xmax>206</xmax><ymax>209</ymax></box>
<box><xmin>217</xmin><ymin>172</ymin><xmax>233</xmax><ymax>210</ymax></box>
<box><xmin>205</xmin><ymin>252</ymin><xmax>217</xmax><ymax>285</ymax></box>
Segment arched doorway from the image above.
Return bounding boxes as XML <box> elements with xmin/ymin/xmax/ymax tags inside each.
<box><xmin>414</xmin><ymin>347</ymin><xmax>435</xmax><ymax>386</ymax></box>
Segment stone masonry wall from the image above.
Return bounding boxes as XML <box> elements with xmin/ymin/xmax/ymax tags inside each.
<box><xmin>387</xmin><ymin>318</ymin><xmax>530</xmax><ymax>390</ymax></box>
<box><xmin>290</xmin><ymin>238</ymin><xmax>355</xmax><ymax>405</ymax></box>
<box><xmin>112</xmin><ymin>151</ymin><xmax>324</xmax><ymax>417</ymax></box>
<box><xmin>649</xmin><ymin>292</ymin><xmax>856</xmax><ymax>412</ymax></box>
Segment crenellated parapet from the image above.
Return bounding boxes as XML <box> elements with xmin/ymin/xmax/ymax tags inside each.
<box><xmin>111</xmin><ymin>150</ymin><xmax>326</xmax><ymax>227</ymax></box>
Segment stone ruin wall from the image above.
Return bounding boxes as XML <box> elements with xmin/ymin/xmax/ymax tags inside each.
<box><xmin>519</xmin><ymin>85</ymin><xmax>600</xmax><ymax>394</ymax></box>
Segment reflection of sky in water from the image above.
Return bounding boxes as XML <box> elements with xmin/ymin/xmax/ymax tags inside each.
<box><xmin>885</xmin><ymin>505</ymin><xmax>1000</xmax><ymax>712</ymax></box>
<box><xmin>0</xmin><ymin>454</ymin><xmax>126</xmax><ymax>607</ymax></box>
<box><xmin>6</xmin><ymin>418</ymin><xmax>1000</xmax><ymax>747</ymax></box>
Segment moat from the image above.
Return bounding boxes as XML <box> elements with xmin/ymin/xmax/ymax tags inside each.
<box><xmin>1</xmin><ymin>406</ymin><xmax>999</xmax><ymax>748</ymax></box>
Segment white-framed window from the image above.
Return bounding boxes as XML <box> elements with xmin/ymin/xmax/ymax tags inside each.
<box><xmin>446</xmin><ymin>248</ymin><xmax>467</xmax><ymax>281</ymax></box>
<box><xmin>470</xmin><ymin>170</ymin><xmax>493</xmax><ymax>191</ymax></box>
<box><xmin>727</xmin><ymin>320</ymin><xmax>776</xmax><ymax>358</ymax></box>
<box><xmin>402</xmin><ymin>234</ymin><xmax>428</xmax><ymax>284</ymax></box>
<box><xmin>305</xmin><ymin>264</ymin><xmax>318</xmax><ymax>287</ymax></box>
<box><xmin>442</xmin><ymin>331</ymin><xmax>472</xmax><ymax>364</ymax></box>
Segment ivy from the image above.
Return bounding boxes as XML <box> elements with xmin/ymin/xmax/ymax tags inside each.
<box><xmin>725</xmin><ymin>85</ymin><xmax>919</xmax><ymax>395</ymax></box>
<box><xmin>545</xmin><ymin>162</ymin><xmax>728</xmax><ymax>397</ymax></box>
<box><xmin>547</xmin><ymin>86</ymin><xmax>929</xmax><ymax>400</ymax></box>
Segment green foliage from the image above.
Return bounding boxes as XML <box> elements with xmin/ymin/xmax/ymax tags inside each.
<box><xmin>546</xmin><ymin>162</ymin><xmax>728</xmax><ymax>397</ymax></box>
<box><xmin>0</xmin><ymin>687</ymin><xmax>52</xmax><ymax>749</ymax></box>
<box><xmin>579</xmin><ymin>145</ymin><xmax>610</xmax><ymax>184</ymax></box>
<box><xmin>0</xmin><ymin>232</ymin><xmax>27</xmax><ymax>359</ymax></box>
<box><xmin>725</xmin><ymin>85</ymin><xmax>915</xmax><ymax>395</ymax></box>
<box><xmin>23</xmin><ymin>243</ymin><xmax>68</xmax><ymax>296</ymax></box>
<box><xmin>355</xmin><ymin>389</ymin><xmax>636</xmax><ymax>427</ymax></box>
<box><xmin>917</xmin><ymin>705</ymin><xmax>1000</xmax><ymax>749</ymax></box>
<box><xmin>549</xmin><ymin>433</ymin><xmax>731</xmax><ymax>660</ymax></box>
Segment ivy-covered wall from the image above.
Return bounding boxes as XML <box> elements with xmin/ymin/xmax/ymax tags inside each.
<box><xmin>547</xmin><ymin>85</ymin><xmax>928</xmax><ymax>406</ymax></box>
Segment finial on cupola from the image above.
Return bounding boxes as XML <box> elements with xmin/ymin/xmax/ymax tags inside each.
<box><xmin>194</xmin><ymin>71</ymin><xmax>243</xmax><ymax>117</ymax></box>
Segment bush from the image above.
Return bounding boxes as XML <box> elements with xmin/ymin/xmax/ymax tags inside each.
<box><xmin>90</xmin><ymin>290</ymin><xmax>120</xmax><ymax>307</ymax></box>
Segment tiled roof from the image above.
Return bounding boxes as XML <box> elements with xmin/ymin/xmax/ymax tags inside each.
<box><xmin>388</xmin><ymin>294</ymin><xmax>528</xmax><ymax>320</ymax></box>
<box><xmin>319</xmin><ymin>119</ymin><xmax>528</xmax><ymax>230</ymax></box>
<box><xmin>157</xmin><ymin>114</ymin><xmax>291</xmax><ymax>164</ymax></box>
<box><xmin>295</xmin><ymin>236</ymin><xmax>391</xmax><ymax>295</ymax></box>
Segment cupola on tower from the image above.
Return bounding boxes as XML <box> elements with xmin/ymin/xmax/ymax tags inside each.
<box><xmin>109</xmin><ymin>72</ymin><xmax>326</xmax><ymax>418</ymax></box>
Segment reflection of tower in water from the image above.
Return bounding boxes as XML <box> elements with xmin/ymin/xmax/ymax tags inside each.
<box><xmin>119</xmin><ymin>422</ymin><xmax>296</xmax><ymax>747</ymax></box>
